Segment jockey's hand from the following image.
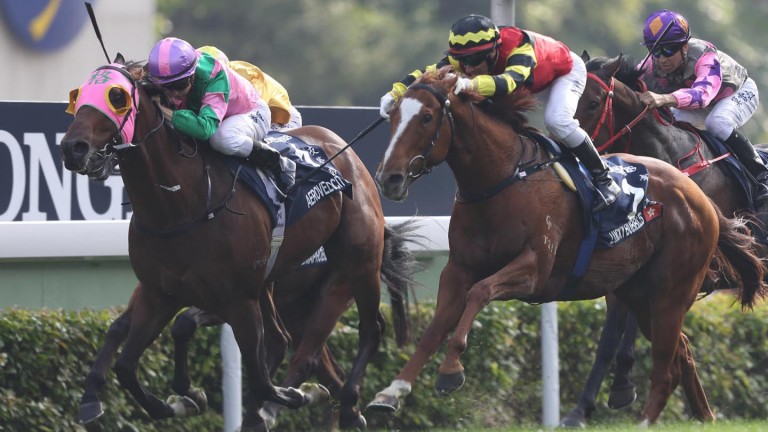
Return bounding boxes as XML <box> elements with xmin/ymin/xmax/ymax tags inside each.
<box><xmin>454</xmin><ymin>77</ymin><xmax>476</xmax><ymax>95</ymax></box>
<box><xmin>159</xmin><ymin>105</ymin><xmax>175</xmax><ymax>122</ymax></box>
<box><xmin>639</xmin><ymin>91</ymin><xmax>676</xmax><ymax>109</ymax></box>
<box><xmin>379</xmin><ymin>93</ymin><xmax>397</xmax><ymax>119</ymax></box>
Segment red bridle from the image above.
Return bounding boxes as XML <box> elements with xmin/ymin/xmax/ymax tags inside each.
<box><xmin>585</xmin><ymin>73</ymin><xmax>729</xmax><ymax>176</ymax></box>
<box><xmin>585</xmin><ymin>73</ymin><xmax>650</xmax><ymax>153</ymax></box>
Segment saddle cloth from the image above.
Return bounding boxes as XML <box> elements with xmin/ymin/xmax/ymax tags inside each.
<box><xmin>224</xmin><ymin>131</ymin><xmax>353</xmax><ymax>229</ymax></box>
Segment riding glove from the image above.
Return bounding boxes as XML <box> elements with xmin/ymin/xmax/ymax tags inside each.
<box><xmin>454</xmin><ymin>77</ymin><xmax>476</xmax><ymax>95</ymax></box>
<box><xmin>379</xmin><ymin>93</ymin><xmax>397</xmax><ymax>119</ymax></box>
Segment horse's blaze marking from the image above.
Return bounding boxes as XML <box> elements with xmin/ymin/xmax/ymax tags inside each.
<box><xmin>383</xmin><ymin>98</ymin><xmax>423</xmax><ymax>166</ymax></box>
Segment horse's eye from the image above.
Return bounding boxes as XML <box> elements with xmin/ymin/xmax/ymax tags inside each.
<box><xmin>588</xmin><ymin>100</ymin><xmax>600</xmax><ymax>111</ymax></box>
<box><xmin>422</xmin><ymin>113</ymin><xmax>433</xmax><ymax>125</ymax></box>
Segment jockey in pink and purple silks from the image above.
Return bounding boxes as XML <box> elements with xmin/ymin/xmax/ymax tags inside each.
<box><xmin>147</xmin><ymin>37</ymin><xmax>295</xmax><ymax>193</ymax></box>
<box><xmin>637</xmin><ymin>9</ymin><xmax>768</xmax><ymax>204</ymax></box>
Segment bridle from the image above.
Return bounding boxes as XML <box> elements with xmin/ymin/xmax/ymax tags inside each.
<box><xmin>81</xmin><ymin>65</ymin><xmax>167</xmax><ymax>174</ymax></box>
<box><xmin>404</xmin><ymin>83</ymin><xmax>455</xmax><ymax>179</ymax></box>
<box><xmin>585</xmin><ymin>72</ymin><xmax>650</xmax><ymax>153</ymax></box>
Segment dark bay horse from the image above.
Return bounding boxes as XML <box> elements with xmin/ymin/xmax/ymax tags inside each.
<box><xmin>560</xmin><ymin>53</ymin><xmax>766</xmax><ymax>427</ymax></box>
<box><xmin>61</xmin><ymin>58</ymin><xmax>399</xmax><ymax>431</ymax></box>
<box><xmin>367</xmin><ymin>67</ymin><xmax>767</xmax><ymax>426</ymax></box>
<box><xmin>167</xmin><ymin>220</ymin><xmax>423</xmax><ymax>430</ymax></box>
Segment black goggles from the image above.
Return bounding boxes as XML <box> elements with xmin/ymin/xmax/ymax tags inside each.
<box><xmin>456</xmin><ymin>49</ymin><xmax>493</xmax><ymax>67</ymax></box>
<box><xmin>650</xmin><ymin>44</ymin><xmax>682</xmax><ymax>58</ymax></box>
<box><xmin>162</xmin><ymin>76</ymin><xmax>193</xmax><ymax>91</ymax></box>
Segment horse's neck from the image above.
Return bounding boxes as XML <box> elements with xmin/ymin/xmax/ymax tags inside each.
<box><xmin>120</xmin><ymin>128</ymin><xmax>212</xmax><ymax>227</ymax></box>
<box><xmin>619</xmin><ymin>88</ymin><xmax>704</xmax><ymax>163</ymax></box>
<box><xmin>447</xmin><ymin>113</ymin><xmax>525</xmax><ymax>193</ymax></box>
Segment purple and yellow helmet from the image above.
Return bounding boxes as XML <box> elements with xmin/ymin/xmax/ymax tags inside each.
<box><xmin>148</xmin><ymin>37</ymin><xmax>199</xmax><ymax>85</ymax></box>
<box><xmin>642</xmin><ymin>9</ymin><xmax>690</xmax><ymax>48</ymax></box>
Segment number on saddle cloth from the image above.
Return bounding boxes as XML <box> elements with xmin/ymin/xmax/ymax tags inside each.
<box><xmin>558</xmin><ymin>153</ymin><xmax>663</xmax><ymax>248</ymax></box>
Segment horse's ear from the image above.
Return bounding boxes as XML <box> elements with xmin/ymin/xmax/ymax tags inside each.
<box><xmin>581</xmin><ymin>50</ymin><xmax>590</xmax><ymax>62</ymax></box>
<box><xmin>113</xmin><ymin>52</ymin><xmax>125</xmax><ymax>65</ymax></box>
<box><xmin>606</xmin><ymin>54</ymin><xmax>623</xmax><ymax>78</ymax></box>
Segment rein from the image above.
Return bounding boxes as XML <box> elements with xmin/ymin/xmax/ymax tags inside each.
<box><xmin>586</xmin><ymin>73</ymin><xmax>649</xmax><ymax>153</ymax></box>
<box><xmin>108</xmin><ymin>79</ymin><xmax>244</xmax><ymax>238</ymax></box>
<box><xmin>410</xmin><ymin>82</ymin><xmax>557</xmax><ymax>204</ymax></box>
<box><xmin>587</xmin><ymin>72</ymin><xmax>729</xmax><ymax>176</ymax></box>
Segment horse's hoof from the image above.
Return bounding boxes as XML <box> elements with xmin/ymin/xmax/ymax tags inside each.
<box><xmin>365</xmin><ymin>392</ymin><xmax>399</xmax><ymax>413</ymax></box>
<box><xmin>277</xmin><ymin>385</ymin><xmax>310</xmax><ymax>409</ymax></box>
<box><xmin>558</xmin><ymin>410</ymin><xmax>587</xmax><ymax>428</ymax></box>
<box><xmin>299</xmin><ymin>382</ymin><xmax>331</xmax><ymax>405</ymax></box>
<box><xmin>339</xmin><ymin>412</ymin><xmax>367</xmax><ymax>430</ymax></box>
<box><xmin>187</xmin><ymin>387</ymin><xmax>208</xmax><ymax>413</ymax></box>
<box><xmin>167</xmin><ymin>391</ymin><xmax>205</xmax><ymax>417</ymax></box>
<box><xmin>79</xmin><ymin>401</ymin><xmax>104</xmax><ymax>424</ymax></box>
<box><xmin>608</xmin><ymin>384</ymin><xmax>637</xmax><ymax>409</ymax></box>
<box><xmin>435</xmin><ymin>371</ymin><xmax>465</xmax><ymax>395</ymax></box>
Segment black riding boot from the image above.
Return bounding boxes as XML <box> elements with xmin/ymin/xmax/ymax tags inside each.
<box><xmin>572</xmin><ymin>137</ymin><xmax>621</xmax><ymax>212</ymax></box>
<box><xmin>247</xmin><ymin>143</ymin><xmax>297</xmax><ymax>195</ymax></box>
<box><xmin>724</xmin><ymin>130</ymin><xmax>768</xmax><ymax>205</ymax></box>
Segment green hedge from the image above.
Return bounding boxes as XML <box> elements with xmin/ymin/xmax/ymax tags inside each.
<box><xmin>1</xmin><ymin>295</ymin><xmax>767</xmax><ymax>431</ymax></box>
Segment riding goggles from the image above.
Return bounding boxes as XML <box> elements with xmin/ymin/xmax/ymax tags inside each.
<box><xmin>162</xmin><ymin>76</ymin><xmax>193</xmax><ymax>91</ymax></box>
<box><xmin>456</xmin><ymin>49</ymin><xmax>493</xmax><ymax>67</ymax></box>
<box><xmin>650</xmin><ymin>44</ymin><xmax>683</xmax><ymax>58</ymax></box>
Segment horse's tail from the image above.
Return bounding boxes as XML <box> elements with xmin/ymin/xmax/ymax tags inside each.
<box><xmin>711</xmin><ymin>207</ymin><xmax>768</xmax><ymax>309</ymax></box>
<box><xmin>381</xmin><ymin>219</ymin><xmax>426</xmax><ymax>347</ymax></box>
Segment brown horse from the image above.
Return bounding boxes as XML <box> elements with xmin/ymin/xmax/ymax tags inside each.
<box><xmin>367</xmin><ymin>66</ymin><xmax>767</xmax><ymax>426</ymax></box>
<box><xmin>61</xmin><ymin>58</ymin><xmax>396</xmax><ymax>431</ymax></box>
<box><xmin>560</xmin><ymin>52</ymin><xmax>768</xmax><ymax>428</ymax></box>
<box><xmin>167</xmin><ymin>220</ymin><xmax>423</xmax><ymax>429</ymax></box>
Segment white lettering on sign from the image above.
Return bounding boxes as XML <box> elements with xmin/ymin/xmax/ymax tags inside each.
<box><xmin>0</xmin><ymin>130</ymin><xmax>26</xmax><ymax>221</ymax></box>
<box><xmin>0</xmin><ymin>129</ymin><xmax>129</xmax><ymax>221</ymax></box>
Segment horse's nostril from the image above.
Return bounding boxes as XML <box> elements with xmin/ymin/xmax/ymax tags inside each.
<box><xmin>386</xmin><ymin>173</ymin><xmax>405</xmax><ymax>187</ymax></box>
<box><xmin>60</xmin><ymin>139</ymin><xmax>91</xmax><ymax>170</ymax></box>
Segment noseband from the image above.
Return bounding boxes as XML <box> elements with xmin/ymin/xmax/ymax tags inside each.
<box><xmin>586</xmin><ymin>73</ymin><xmax>649</xmax><ymax>153</ymax></box>
<box><xmin>405</xmin><ymin>83</ymin><xmax>455</xmax><ymax>179</ymax></box>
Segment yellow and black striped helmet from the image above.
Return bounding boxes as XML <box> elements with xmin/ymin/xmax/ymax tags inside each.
<box><xmin>446</xmin><ymin>15</ymin><xmax>500</xmax><ymax>57</ymax></box>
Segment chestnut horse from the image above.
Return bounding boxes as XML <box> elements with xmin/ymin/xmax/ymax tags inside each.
<box><xmin>560</xmin><ymin>53</ymin><xmax>768</xmax><ymax>427</ymax></box>
<box><xmin>367</xmin><ymin>67</ymin><xmax>767</xmax><ymax>426</ymax></box>
<box><xmin>61</xmin><ymin>58</ymin><xmax>396</xmax><ymax>431</ymax></box>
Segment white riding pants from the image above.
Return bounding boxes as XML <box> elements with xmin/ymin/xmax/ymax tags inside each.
<box><xmin>671</xmin><ymin>77</ymin><xmax>759</xmax><ymax>141</ymax></box>
<box><xmin>210</xmin><ymin>101</ymin><xmax>272</xmax><ymax>158</ymax></box>
<box><xmin>538</xmin><ymin>50</ymin><xmax>589</xmax><ymax>148</ymax></box>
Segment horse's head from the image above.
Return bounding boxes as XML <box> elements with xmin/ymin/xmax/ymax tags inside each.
<box><xmin>375</xmin><ymin>66</ymin><xmax>539</xmax><ymax>201</ymax></box>
<box><xmin>60</xmin><ymin>55</ymin><xmax>147</xmax><ymax>180</ymax></box>
<box><xmin>375</xmin><ymin>69</ymin><xmax>461</xmax><ymax>201</ymax></box>
<box><xmin>576</xmin><ymin>53</ymin><xmax>646</xmax><ymax>152</ymax></box>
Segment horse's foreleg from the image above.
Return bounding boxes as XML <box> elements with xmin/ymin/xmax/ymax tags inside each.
<box><xmin>261</xmin><ymin>285</ymin><xmax>291</xmax><ymax>377</ymax></box>
<box><xmin>438</xmin><ymin>248</ymin><xmax>540</xmax><ymax>395</ymax></box>
<box><xmin>79</xmin><ymin>300</ymin><xmax>134</xmax><ymax>424</ymax></box>
<box><xmin>677</xmin><ymin>333</ymin><xmax>714</xmax><ymax>422</ymax></box>
<box><xmin>113</xmin><ymin>287</ymin><xmax>180</xmax><ymax>420</ymax></box>
<box><xmin>167</xmin><ymin>307</ymin><xmax>221</xmax><ymax>417</ymax></box>
<box><xmin>560</xmin><ymin>295</ymin><xmax>632</xmax><ymax>428</ymax></box>
<box><xmin>230</xmin><ymin>297</ymin><xmax>309</xmax><ymax>431</ymax></box>
<box><xmin>367</xmin><ymin>261</ymin><xmax>473</xmax><ymax>413</ymax></box>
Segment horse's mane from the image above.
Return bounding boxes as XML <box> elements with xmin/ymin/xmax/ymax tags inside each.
<box><xmin>419</xmin><ymin>67</ymin><xmax>539</xmax><ymax>134</ymax></box>
<box><xmin>585</xmin><ymin>55</ymin><xmax>644</xmax><ymax>92</ymax></box>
